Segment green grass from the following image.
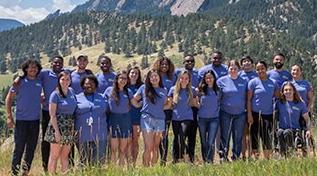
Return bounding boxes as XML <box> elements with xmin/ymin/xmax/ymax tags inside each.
<box><xmin>0</xmin><ymin>74</ymin><xmax>14</xmax><ymax>90</ymax></box>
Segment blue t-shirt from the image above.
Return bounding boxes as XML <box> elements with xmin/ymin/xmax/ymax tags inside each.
<box><xmin>267</xmin><ymin>69</ymin><xmax>292</xmax><ymax>88</ymax></box>
<box><xmin>217</xmin><ymin>75</ymin><xmax>247</xmax><ymax>115</ymax></box>
<box><xmin>198</xmin><ymin>88</ymin><xmax>220</xmax><ymax>119</ymax></box>
<box><xmin>103</xmin><ymin>86</ymin><xmax>133</xmax><ymax>114</ymax></box>
<box><xmin>49</xmin><ymin>88</ymin><xmax>77</xmax><ymax>115</ymax></box>
<box><xmin>239</xmin><ymin>70</ymin><xmax>257</xmax><ymax>82</ymax></box>
<box><xmin>11</xmin><ymin>77</ymin><xmax>42</xmax><ymax>121</ymax></box>
<box><xmin>248</xmin><ymin>78</ymin><xmax>278</xmax><ymax>115</ymax></box>
<box><xmin>277</xmin><ymin>100</ymin><xmax>308</xmax><ymax>129</ymax></box>
<box><xmin>39</xmin><ymin>69</ymin><xmax>70</xmax><ymax>110</ymax></box>
<box><xmin>129</xmin><ymin>84</ymin><xmax>142</xmax><ymax>119</ymax></box>
<box><xmin>175</xmin><ymin>68</ymin><xmax>200</xmax><ymax>88</ymax></box>
<box><xmin>75</xmin><ymin>92</ymin><xmax>108</xmax><ymax>143</ymax></box>
<box><xmin>198</xmin><ymin>64</ymin><xmax>228</xmax><ymax>80</ymax></box>
<box><xmin>168</xmin><ymin>86</ymin><xmax>195</xmax><ymax>121</ymax></box>
<box><xmin>71</xmin><ymin>71</ymin><xmax>92</xmax><ymax>94</ymax></box>
<box><xmin>291</xmin><ymin>80</ymin><xmax>312</xmax><ymax>107</ymax></box>
<box><xmin>135</xmin><ymin>85</ymin><xmax>167</xmax><ymax>119</ymax></box>
<box><xmin>96</xmin><ymin>72</ymin><xmax>116</xmax><ymax>94</ymax></box>
<box><xmin>161</xmin><ymin>73</ymin><xmax>177</xmax><ymax>92</ymax></box>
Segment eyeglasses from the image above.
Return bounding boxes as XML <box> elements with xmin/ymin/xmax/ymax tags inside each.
<box><xmin>119</xmin><ymin>77</ymin><xmax>128</xmax><ymax>80</ymax></box>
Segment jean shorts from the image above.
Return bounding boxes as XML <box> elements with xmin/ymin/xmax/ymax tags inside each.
<box><xmin>140</xmin><ymin>113</ymin><xmax>165</xmax><ymax>132</ymax></box>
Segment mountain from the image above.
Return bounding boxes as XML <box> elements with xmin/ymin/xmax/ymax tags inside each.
<box><xmin>0</xmin><ymin>19</ymin><xmax>24</xmax><ymax>32</ymax></box>
<box><xmin>45</xmin><ymin>9</ymin><xmax>62</xmax><ymax>20</ymax></box>
<box><xmin>72</xmin><ymin>0</ymin><xmax>228</xmax><ymax>15</ymax></box>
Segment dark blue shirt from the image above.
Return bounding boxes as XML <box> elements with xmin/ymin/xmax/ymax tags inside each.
<box><xmin>129</xmin><ymin>84</ymin><xmax>142</xmax><ymax>119</ymax></box>
<box><xmin>49</xmin><ymin>88</ymin><xmax>77</xmax><ymax>115</ymax></box>
<box><xmin>277</xmin><ymin>100</ymin><xmax>308</xmax><ymax>129</ymax></box>
<box><xmin>135</xmin><ymin>85</ymin><xmax>167</xmax><ymax>119</ymax></box>
<box><xmin>11</xmin><ymin>77</ymin><xmax>42</xmax><ymax>121</ymax></box>
<box><xmin>217</xmin><ymin>75</ymin><xmax>247</xmax><ymax>115</ymax></box>
<box><xmin>96</xmin><ymin>72</ymin><xmax>116</xmax><ymax>94</ymax></box>
<box><xmin>75</xmin><ymin>92</ymin><xmax>108</xmax><ymax>143</ymax></box>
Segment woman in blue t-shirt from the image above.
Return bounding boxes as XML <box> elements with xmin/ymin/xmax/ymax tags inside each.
<box><xmin>196</xmin><ymin>70</ymin><xmax>219</xmax><ymax>163</ymax></box>
<box><xmin>104</xmin><ymin>70</ymin><xmax>133</xmax><ymax>166</ymax></box>
<box><xmin>132</xmin><ymin>69</ymin><xmax>170</xmax><ymax>167</ymax></box>
<box><xmin>168</xmin><ymin>70</ymin><xmax>197</xmax><ymax>163</ymax></box>
<box><xmin>127</xmin><ymin>66</ymin><xmax>143</xmax><ymax>166</ymax></box>
<box><xmin>152</xmin><ymin>56</ymin><xmax>176</xmax><ymax>163</ymax></box>
<box><xmin>44</xmin><ymin>71</ymin><xmax>77</xmax><ymax>174</ymax></box>
<box><xmin>277</xmin><ymin>82</ymin><xmax>311</xmax><ymax>157</ymax></box>
<box><xmin>217</xmin><ymin>59</ymin><xmax>248</xmax><ymax>161</ymax></box>
<box><xmin>247</xmin><ymin>61</ymin><xmax>279</xmax><ymax>159</ymax></box>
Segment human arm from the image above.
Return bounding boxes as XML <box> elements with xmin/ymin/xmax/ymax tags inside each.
<box><xmin>5</xmin><ymin>90</ymin><xmax>15</xmax><ymax>128</ymax></box>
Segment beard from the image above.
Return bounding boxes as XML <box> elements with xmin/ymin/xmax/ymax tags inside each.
<box><xmin>274</xmin><ymin>62</ymin><xmax>284</xmax><ymax>69</ymax></box>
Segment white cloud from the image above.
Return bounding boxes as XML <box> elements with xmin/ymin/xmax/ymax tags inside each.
<box><xmin>0</xmin><ymin>5</ymin><xmax>49</xmax><ymax>24</ymax></box>
<box><xmin>0</xmin><ymin>0</ymin><xmax>22</xmax><ymax>7</ymax></box>
<box><xmin>52</xmin><ymin>0</ymin><xmax>75</xmax><ymax>12</ymax></box>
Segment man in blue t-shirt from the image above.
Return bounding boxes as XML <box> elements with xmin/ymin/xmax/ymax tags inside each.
<box><xmin>198</xmin><ymin>51</ymin><xmax>228</xmax><ymax>80</ymax></box>
<box><xmin>267</xmin><ymin>53</ymin><xmax>292</xmax><ymax>88</ymax></box>
<box><xmin>71</xmin><ymin>54</ymin><xmax>93</xmax><ymax>94</ymax></box>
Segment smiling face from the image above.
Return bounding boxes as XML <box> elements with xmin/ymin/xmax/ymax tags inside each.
<box><xmin>273</xmin><ymin>55</ymin><xmax>285</xmax><ymax>69</ymax></box>
<box><xmin>149</xmin><ymin>71</ymin><xmax>160</xmax><ymax>87</ymax></box>
<box><xmin>256</xmin><ymin>62</ymin><xmax>267</xmax><ymax>80</ymax></box>
<box><xmin>291</xmin><ymin>65</ymin><xmax>302</xmax><ymax>80</ymax></box>
<box><xmin>184</xmin><ymin>56</ymin><xmax>195</xmax><ymax>70</ymax></box>
<box><xmin>129</xmin><ymin>68</ymin><xmax>139</xmax><ymax>83</ymax></box>
<box><xmin>77</xmin><ymin>56</ymin><xmax>88</xmax><ymax>70</ymax></box>
<box><xmin>210</xmin><ymin>53</ymin><xmax>223</xmax><ymax>66</ymax></box>
<box><xmin>160</xmin><ymin>59</ymin><xmax>169</xmax><ymax>73</ymax></box>
<box><xmin>204</xmin><ymin>72</ymin><xmax>215</xmax><ymax>87</ymax></box>
<box><xmin>100</xmin><ymin>57</ymin><xmax>112</xmax><ymax>73</ymax></box>
<box><xmin>83</xmin><ymin>78</ymin><xmax>96</xmax><ymax>94</ymax></box>
<box><xmin>118</xmin><ymin>73</ymin><xmax>128</xmax><ymax>88</ymax></box>
<box><xmin>59</xmin><ymin>73</ymin><xmax>71</xmax><ymax>89</ymax></box>
<box><xmin>242</xmin><ymin>58</ymin><xmax>253</xmax><ymax>71</ymax></box>
<box><xmin>179</xmin><ymin>73</ymin><xmax>190</xmax><ymax>88</ymax></box>
<box><xmin>282</xmin><ymin>84</ymin><xmax>294</xmax><ymax>100</ymax></box>
<box><xmin>51</xmin><ymin>57</ymin><xmax>64</xmax><ymax>73</ymax></box>
<box><xmin>26</xmin><ymin>63</ymin><xmax>39</xmax><ymax>79</ymax></box>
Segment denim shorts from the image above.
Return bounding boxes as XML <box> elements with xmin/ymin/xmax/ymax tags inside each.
<box><xmin>140</xmin><ymin>113</ymin><xmax>165</xmax><ymax>132</ymax></box>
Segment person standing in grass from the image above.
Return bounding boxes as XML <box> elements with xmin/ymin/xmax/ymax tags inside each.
<box><xmin>152</xmin><ymin>56</ymin><xmax>176</xmax><ymax>164</ymax></box>
<box><xmin>168</xmin><ymin>70</ymin><xmax>198</xmax><ymax>163</ymax></box>
<box><xmin>6</xmin><ymin>59</ymin><xmax>42</xmax><ymax>175</ymax></box>
<box><xmin>196</xmin><ymin>70</ymin><xmax>220</xmax><ymax>163</ymax></box>
<box><xmin>45</xmin><ymin>71</ymin><xmax>77</xmax><ymax>174</ymax></box>
<box><xmin>127</xmin><ymin>66</ymin><xmax>143</xmax><ymax>166</ymax></box>
<box><xmin>267</xmin><ymin>53</ymin><xmax>292</xmax><ymax>88</ymax></box>
<box><xmin>104</xmin><ymin>70</ymin><xmax>133</xmax><ymax>166</ymax></box>
<box><xmin>96</xmin><ymin>55</ymin><xmax>116</xmax><ymax>94</ymax></box>
<box><xmin>217</xmin><ymin>60</ymin><xmax>248</xmax><ymax>161</ymax></box>
<box><xmin>132</xmin><ymin>69</ymin><xmax>170</xmax><ymax>167</ymax></box>
<box><xmin>276</xmin><ymin>82</ymin><xmax>311</xmax><ymax>157</ymax></box>
<box><xmin>75</xmin><ymin>75</ymin><xmax>108</xmax><ymax>166</ymax></box>
<box><xmin>247</xmin><ymin>61</ymin><xmax>279</xmax><ymax>159</ymax></box>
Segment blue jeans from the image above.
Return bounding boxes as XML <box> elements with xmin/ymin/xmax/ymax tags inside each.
<box><xmin>219</xmin><ymin>110</ymin><xmax>246</xmax><ymax>160</ymax></box>
<box><xmin>78</xmin><ymin>140</ymin><xmax>107</xmax><ymax>166</ymax></box>
<box><xmin>198</xmin><ymin>117</ymin><xmax>219</xmax><ymax>163</ymax></box>
<box><xmin>12</xmin><ymin>120</ymin><xmax>40</xmax><ymax>175</ymax></box>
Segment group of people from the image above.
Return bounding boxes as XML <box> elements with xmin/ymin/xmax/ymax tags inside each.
<box><xmin>5</xmin><ymin>51</ymin><xmax>314</xmax><ymax>175</ymax></box>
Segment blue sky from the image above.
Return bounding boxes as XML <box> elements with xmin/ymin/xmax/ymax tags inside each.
<box><xmin>0</xmin><ymin>0</ymin><xmax>88</xmax><ymax>24</ymax></box>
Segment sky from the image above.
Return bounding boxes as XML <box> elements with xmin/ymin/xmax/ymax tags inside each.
<box><xmin>0</xmin><ymin>0</ymin><xmax>88</xmax><ymax>25</ymax></box>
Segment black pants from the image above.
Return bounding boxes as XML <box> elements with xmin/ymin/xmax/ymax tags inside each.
<box><xmin>172</xmin><ymin>120</ymin><xmax>195</xmax><ymax>162</ymax></box>
<box><xmin>159</xmin><ymin>110</ymin><xmax>172</xmax><ymax>163</ymax></box>
<box><xmin>188</xmin><ymin>107</ymin><xmax>198</xmax><ymax>162</ymax></box>
<box><xmin>41</xmin><ymin>110</ymin><xmax>75</xmax><ymax>171</ymax></box>
<box><xmin>12</xmin><ymin>120</ymin><xmax>39</xmax><ymax>175</ymax></box>
<box><xmin>277</xmin><ymin>128</ymin><xmax>296</xmax><ymax>156</ymax></box>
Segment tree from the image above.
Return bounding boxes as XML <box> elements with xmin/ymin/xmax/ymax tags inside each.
<box><xmin>0</xmin><ymin>60</ymin><xmax>7</xmax><ymax>74</ymax></box>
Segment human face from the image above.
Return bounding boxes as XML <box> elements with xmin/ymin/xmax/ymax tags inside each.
<box><xmin>100</xmin><ymin>58</ymin><xmax>112</xmax><ymax>73</ymax></box>
<box><xmin>228</xmin><ymin>64</ymin><xmax>239</xmax><ymax>78</ymax></box>
<box><xmin>83</xmin><ymin>78</ymin><xmax>96</xmax><ymax>94</ymax></box>
<box><xmin>59</xmin><ymin>74</ymin><xmax>71</xmax><ymax>89</ymax></box>
<box><xmin>179</xmin><ymin>73</ymin><xmax>190</xmax><ymax>88</ymax></box>
<box><xmin>184</xmin><ymin>56</ymin><xmax>195</xmax><ymax>70</ymax></box>
<box><xmin>77</xmin><ymin>56</ymin><xmax>88</xmax><ymax>70</ymax></box>
<box><xmin>291</xmin><ymin>65</ymin><xmax>302</xmax><ymax>80</ymax></box>
<box><xmin>26</xmin><ymin>63</ymin><xmax>39</xmax><ymax>79</ymax></box>
<box><xmin>204</xmin><ymin>73</ymin><xmax>215</xmax><ymax>87</ymax></box>
<box><xmin>118</xmin><ymin>73</ymin><xmax>128</xmax><ymax>88</ymax></box>
<box><xmin>273</xmin><ymin>55</ymin><xmax>285</xmax><ymax>69</ymax></box>
<box><xmin>51</xmin><ymin>57</ymin><xmax>64</xmax><ymax>73</ymax></box>
<box><xmin>210</xmin><ymin>53</ymin><xmax>222</xmax><ymax>66</ymax></box>
<box><xmin>256</xmin><ymin>63</ymin><xmax>267</xmax><ymax>80</ymax></box>
<box><xmin>283</xmin><ymin>84</ymin><xmax>294</xmax><ymax>100</ymax></box>
<box><xmin>160</xmin><ymin>60</ymin><xmax>169</xmax><ymax>73</ymax></box>
<box><xmin>129</xmin><ymin>68</ymin><xmax>139</xmax><ymax>83</ymax></box>
<box><xmin>149</xmin><ymin>71</ymin><xmax>160</xmax><ymax>87</ymax></box>
<box><xmin>242</xmin><ymin>59</ymin><xmax>253</xmax><ymax>71</ymax></box>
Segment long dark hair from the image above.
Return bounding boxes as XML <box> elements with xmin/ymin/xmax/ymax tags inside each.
<box><xmin>279</xmin><ymin>81</ymin><xmax>301</xmax><ymax>103</ymax></box>
<box><xmin>128</xmin><ymin>66</ymin><xmax>143</xmax><ymax>88</ymax></box>
<box><xmin>198</xmin><ymin>70</ymin><xmax>218</xmax><ymax>96</ymax></box>
<box><xmin>57</xmin><ymin>71</ymin><xmax>71</xmax><ymax>98</ymax></box>
<box><xmin>111</xmin><ymin>70</ymin><xmax>129</xmax><ymax>105</ymax></box>
<box><xmin>145</xmin><ymin>69</ymin><xmax>163</xmax><ymax>104</ymax></box>
<box><xmin>152</xmin><ymin>56</ymin><xmax>175</xmax><ymax>80</ymax></box>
